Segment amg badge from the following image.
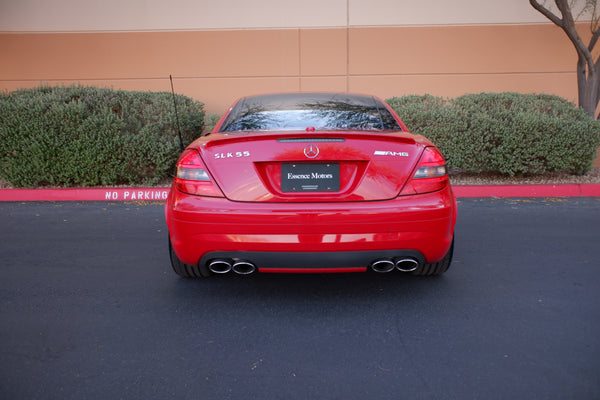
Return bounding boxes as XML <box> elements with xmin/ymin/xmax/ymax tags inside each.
<box><xmin>374</xmin><ymin>151</ymin><xmax>409</xmax><ymax>157</ymax></box>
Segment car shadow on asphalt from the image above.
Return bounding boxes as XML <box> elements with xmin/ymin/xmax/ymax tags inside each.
<box><xmin>168</xmin><ymin>270</ymin><xmax>456</xmax><ymax>309</ymax></box>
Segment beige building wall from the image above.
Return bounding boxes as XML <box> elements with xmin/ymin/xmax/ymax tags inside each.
<box><xmin>0</xmin><ymin>0</ymin><xmax>593</xmax><ymax>126</ymax></box>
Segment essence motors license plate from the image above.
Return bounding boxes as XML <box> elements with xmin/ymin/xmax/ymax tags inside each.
<box><xmin>281</xmin><ymin>163</ymin><xmax>340</xmax><ymax>192</ymax></box>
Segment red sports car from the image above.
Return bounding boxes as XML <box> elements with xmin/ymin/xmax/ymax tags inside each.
<box><xmin>165</xmin><ymin>93</ymin><xmax>456</xmax><ymax>277</ymax></box>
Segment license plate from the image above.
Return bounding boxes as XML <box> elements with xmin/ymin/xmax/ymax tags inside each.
<box><xmin>281</xmin><ymin>163</ymin><xmax>340</xmax><ymax>192</ymax></box>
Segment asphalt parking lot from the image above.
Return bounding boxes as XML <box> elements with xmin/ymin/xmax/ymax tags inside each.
<box><xmin>1</xmin><ymin>198</ymin><xmax>599</xmax><ymax>400</ymax></box>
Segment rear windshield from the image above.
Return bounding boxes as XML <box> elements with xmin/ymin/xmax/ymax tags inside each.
<box><xmin>219</xmin><ymin>93</ymin><xmax>402</xmax><ymax>132</ymax></box>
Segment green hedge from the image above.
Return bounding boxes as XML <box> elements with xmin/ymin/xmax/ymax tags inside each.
<box><xmin>387</xmin><ymin>92</ymin><xmax>600</xmax><ymax>176</ymax></box>
<box><xmin>0</xmin><ymin>85</ymin><xmax>204</xmax><ymax>187</ymax></box>
<box><xmin>204</xmin><ymin>113</ymin><xmax>222</xmax><ymax>134</ymax></box>
<box><xmin>2</xmin><ymin>88</ymin><xmax>597</xmax><ymax>188</ymax></box>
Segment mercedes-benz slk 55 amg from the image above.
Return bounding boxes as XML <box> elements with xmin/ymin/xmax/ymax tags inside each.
<box><xmin>165</xmin><ymin>93</ymin><xmax>457</xmax><ymax>277</ymax></box>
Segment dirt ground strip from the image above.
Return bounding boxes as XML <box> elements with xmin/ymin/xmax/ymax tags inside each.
<box><xmin>449</xmin><ymin>167</ymin><xmax>600</xmax><ymax>186</ymax></box>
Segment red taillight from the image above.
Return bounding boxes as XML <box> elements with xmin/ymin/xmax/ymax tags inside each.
<box><xmin>400</xmin><ymin>147</ymin><xmax>449</xmax><ymax>195</ymax></box>
<box><xmin>175</xmin><ymin>149</ymin><xmax>224</xmax><ymax>197</ymax></box>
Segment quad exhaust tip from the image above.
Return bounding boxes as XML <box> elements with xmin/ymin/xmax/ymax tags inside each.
<box><xmin>395</xmin><ymin>257</ymin><xmax>420</xmax><ymax>272</ymax></box>
<box><xmin>232</xmin><ymin>261</ymin><xmax>256</xmax><ymax>275</ymax></box>
<box><xmin>208</xmin><ymin>259</ymin><xmax>232</xmax><ymax>274</ymax></box>
<box><xmin>370</xmin><ymin>259</ymin><xmax>396</xmax><ymax>273</ymax></box>
<box><xmin>208</xmin><ymin>259</ymin><xmax>256</xmax><ymax>275</ymax></box>
<box><xmin>370</xmin><ymin>257</ymin><xmax>420</xmax><ymax>273</ymax></box>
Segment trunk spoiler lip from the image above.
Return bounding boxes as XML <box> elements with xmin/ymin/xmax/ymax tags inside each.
<box><xmin>192</xmin><ymin>130</ymin><xmax>424</xmax><ymax>149</ymax></box>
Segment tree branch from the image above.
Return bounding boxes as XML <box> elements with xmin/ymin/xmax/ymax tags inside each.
<box><xmin>557</xmin><ymin>0</ymin><xmax>596</xmax><ymax>73</ymax></box>
<box><xmin>530</xmin><ymin>0</ymin><xmax>600</xmax><ymax>116</ymax></box>
<box><xmin>531</xmin><ymin>0</ymin><xmax>596</xmax><ymax>75</ymax></box>
<box><xmin>529</xmin><ymin>0</ymin><xmax>563</xmax><ymax>26</ymax></box>
<box><xmin>588</xmin><ymin>1</ymin><xmax>600</xmax><ymax>52</ymax></box>
<box><xmin>589</xmin><ymin>27</ymin><xmax>600</xmax><ymax>52</ymax></box>
<box><xmin>555</xmin><ymin>0</ymin><xmax>575</xmax><ymax>26</ymax></box>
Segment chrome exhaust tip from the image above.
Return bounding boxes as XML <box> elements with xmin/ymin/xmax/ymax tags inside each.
<box><xmin>395</xmin><ymin>258</ymin><xmax>420</xmax><ymax>272</ymax></box>
<box><xmin>232</xmin><ymin>261</ymin><xmax>256</xmax><ymax>275</ymax></box>
<box><xmin>208</xmin><ymin>259</ymin><xmax>232</xmax><ymax>274</ymax></box>
<box><xmin>370</xmin><ymin>259</ymin><xmax>396</xmax><ymax>273</ymax></box>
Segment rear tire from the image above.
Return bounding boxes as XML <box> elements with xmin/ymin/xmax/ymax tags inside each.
<box><xmin>411</xmin><ymin>238</ymin><xmax>454</xmax><ymax>276</ymax></box>
<box><xmin>168</xmin><ymin>236</ymin><xmax>210</xmax><ymax>278</ymax></box>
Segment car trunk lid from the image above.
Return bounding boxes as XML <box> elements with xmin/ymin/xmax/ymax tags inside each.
<box><xmin>195</xmin><ymin>131</ymin><xmax>426</xmax><ymax>202</ymax></box>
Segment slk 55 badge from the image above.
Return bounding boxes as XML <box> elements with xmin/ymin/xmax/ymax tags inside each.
<box><xmin>215</xmin><ymin>151</ymin><xmax>250</xmax><ymax>159</ymax></box>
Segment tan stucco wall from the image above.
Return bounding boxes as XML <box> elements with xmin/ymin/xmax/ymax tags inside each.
<box><xmin>0</xmin><ymin>24</ymin><xmax>579</xmax><ymax>113</ymax></box>
<box><xmin>0</xmin><ymin>0</ymin><xmax>586</xmax><ymax>113</ymax></box>
<box><xmin>1</xmin><ymin>0</ymin><xmax>597</xmax><ymax>165</ymax></box>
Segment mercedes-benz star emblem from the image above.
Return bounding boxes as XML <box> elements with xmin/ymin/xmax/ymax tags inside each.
<box><xmin>304</xmin><ymin>144</ymin><xmax>319</xmax><ymax>159</ymax></box>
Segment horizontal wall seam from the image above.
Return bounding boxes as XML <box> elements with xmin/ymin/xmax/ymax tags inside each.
<box><xmin>8</xmin><ymin>22</ymin><xmax>593</xmax><ymax>36</ymax></box>
<box><xmin>347</xmin><ymin>71</ymin><xmax>576</xmax><ymax>77</ymax></box>
<box><xmin>0</xmin><ymin>71</ymin><xmax>577</xmax><ymax>83</ymax></box>
<box><xmin>1</xmin><ymin>21</ymin><xmax>587</xmax><ymax>34</ymax></box>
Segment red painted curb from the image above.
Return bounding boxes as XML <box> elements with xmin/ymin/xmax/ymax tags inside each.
<box><xmin>0</xmin><ymin>184</ymin><xmax>599</xmax><ymax>202</ymax></box>
<box><xmin>0</xmin><ymin>187</ymin><xmax>170</xmax><ymax>202</ymax></box>
<box><xmin>580</xmin><ymin>184</ymin><xmax>600</xmax><ymax>197</ymax></box>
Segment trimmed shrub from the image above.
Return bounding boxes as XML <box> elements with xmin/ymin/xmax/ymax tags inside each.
<box><xmin>387</xmin><ymin>92</ymin><xmax>600</xmax><ymax>176</ymax></box>
<box><xmin>0</xmin><ymin>85</ymin><xmax>205</xmax><ymax>187</ymax></box>
<box><xmin>204</xmin><ymin>112</ymin><xmax>222</xmax><ymax>133</ymax></box>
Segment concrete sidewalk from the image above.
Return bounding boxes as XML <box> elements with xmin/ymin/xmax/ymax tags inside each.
<box><xmin>1</xmin><ymin>183</ymin><xmax>599</xmax><ymax>201</ymax></box>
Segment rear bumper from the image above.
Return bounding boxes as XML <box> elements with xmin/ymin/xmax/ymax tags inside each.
<box><xmin>199</xmin><ymin>249</ymin><xmax>427</xmax><ymax>273</ymax></box>
<box><xmin>166</xmin><ymin>184</ymin><xmax>457</xmax><ymax>270</ymax></box>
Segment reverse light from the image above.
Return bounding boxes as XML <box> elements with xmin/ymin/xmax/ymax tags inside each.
<box><xmin>175</xmin><ymin>149</ymin><xmax>224</xmax><ymax>197</ymax></box>
<box><xmin>400</xmin><ymin>147</ymin><xmax>449</xmax><ymax>195</ymax></box>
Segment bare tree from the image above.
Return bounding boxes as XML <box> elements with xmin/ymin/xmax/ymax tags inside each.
<box><xmin>530</xmin><ymin>0</ymin><xmax>600</xmax><ymax>117</ymax></box>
